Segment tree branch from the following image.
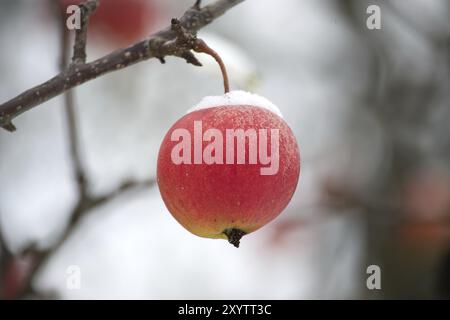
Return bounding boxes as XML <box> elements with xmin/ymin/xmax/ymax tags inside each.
<box><xmin>59</xmin><ymin>3</ymin><xmax>89</xmax><ymax>200</ymax></box>
<box><xmin>0</xmin><ymin>224</ymin><xmax>13</xmax><ymax>281</ymax></box>
<box><xmin>0</xmin><ymin>0</ymin><xmax>245</xmax><ymax>132</ymax></box>
<box><xmin>16</xmin><ymin>178</ymin><xmax>156</xmax><ymax>299</ymax></box>
<box><xmin>0</xmin><ymin>216</ymin><xmax>16</xmax><ymax>299</ymax></box>
<box><xmin>72</xmin><ymin>0</ymin><xmax>98</xmax><ymax>64</ymax></box>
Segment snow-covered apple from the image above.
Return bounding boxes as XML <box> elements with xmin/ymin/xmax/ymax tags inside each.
<box><xmin>157</xmin><ymin>91</ymin><xmax>301</xmax><ymax>247</ymax></box>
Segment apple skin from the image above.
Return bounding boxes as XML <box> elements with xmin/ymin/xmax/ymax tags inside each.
<box><xmin>157</xmin><ymin>105</ymin><xmax>300</xmax><ymax>246</ymax></box>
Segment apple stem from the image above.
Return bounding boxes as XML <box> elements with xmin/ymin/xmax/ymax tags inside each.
<box><xmin>223</xmin><ymin>228</ymin><xmax>246</xmax><ymax>248</ymax></box>
<box><xmin>194</xmin><ymin>39</ymin><xmax>230</xmax><ymax>94</ymax></box>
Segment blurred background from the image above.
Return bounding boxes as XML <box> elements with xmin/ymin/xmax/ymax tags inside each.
<box><xmin>0</xmin><ymin>0</ymin><xmax>449</xmax><ymax>299</ymax></box>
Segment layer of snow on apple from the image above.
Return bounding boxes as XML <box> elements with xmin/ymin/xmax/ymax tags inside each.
<box><xmin>188</xmin><ymin>90</ymin><xmax>284</xmax><ymax>118</ymax></box>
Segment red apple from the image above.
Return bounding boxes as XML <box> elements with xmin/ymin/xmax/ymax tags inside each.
<box><xmin>157</xmin><ymin>91</ymin><xmax>300</xmax><ymax>247</ymax></box>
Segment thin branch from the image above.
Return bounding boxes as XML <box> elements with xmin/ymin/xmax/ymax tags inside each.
<box><xmin>59</xmin><ymin>2</ymin><xmax>89</xmax><ymax>199</ymax></box>
<box><xmin>16</xmin><ymin>178</ymin><xmax>156</xmax><ymax>299</ymax></box>
<box><xmin>72</xmin><ymin>0</ymin><xmax>98</xmax><ymax>64</ymax></box>
<box><xmin>0</xmin><ymin>0</ymin><xmax>245</xmax><ymax>131</ymax></box>
<box><xmin>65</xmin><ymin>90</ymin><xmax>88</xmax><ymax>196</ymax></box>
<box><xmin>0</xmin><ymin>219</ymin><xmax>14</xmax><ymax>298</ymax></box>
<box><xmin>0</xmin><ymin>223</ymin><xmax>13</xmax><ymax>277</ymax></box>
<box><xmin>194</xmin><ymin>0</ymin><xmax>202</xmax><ymax>10</ymax></box>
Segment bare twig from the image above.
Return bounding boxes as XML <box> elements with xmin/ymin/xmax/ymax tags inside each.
<box><xmin>65</xmin><ymin>89</ymin><xmax>88</xmax><ymax>196</ymax></box>
<box><xmin>0</xmin><ymin>224</ymin><xmax>13</xmax><ymax>282</ymax></box>
<box><xmin>59</xmin><ymin>3</ymin><xmax>89</xmax><ymax>199</ymax></box>
<box><xmin>16</xmin><ymin>178</ymin><xmax>156</xmax><ymax>299</ymax></box>
<box><xmin>0</xmin><ymin>218</ymin><xmax>19</xmax><ymax>300</ymax></box>
<box><xmin>72</xmin><ymin>0</ymin><xmax>98</xmax><ymax>64</ymax></box>
<box><xmin>0</xmin><ymin>0</ymin><xmax>245</xmax><ymax>131</ymax></box>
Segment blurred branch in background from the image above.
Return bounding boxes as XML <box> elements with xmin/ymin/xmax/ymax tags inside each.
<box><xmin>332</xmin><ymin>0</ymin><xmax>450</xmax><ymax>298</ymax></box>
<box><xmin>0</xmin><ymin>225</ymin><xmax>13</xmax><ymax>295</ymax></box>
<box><xmin>0</xmin><ymin>0</ymin><xmax>245</xmax><ymax>132</ymax></box>
<box><xmin>270</xmin><ymin>0</ymin><xmax>448</xmax><ymax>299</ymax></box>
